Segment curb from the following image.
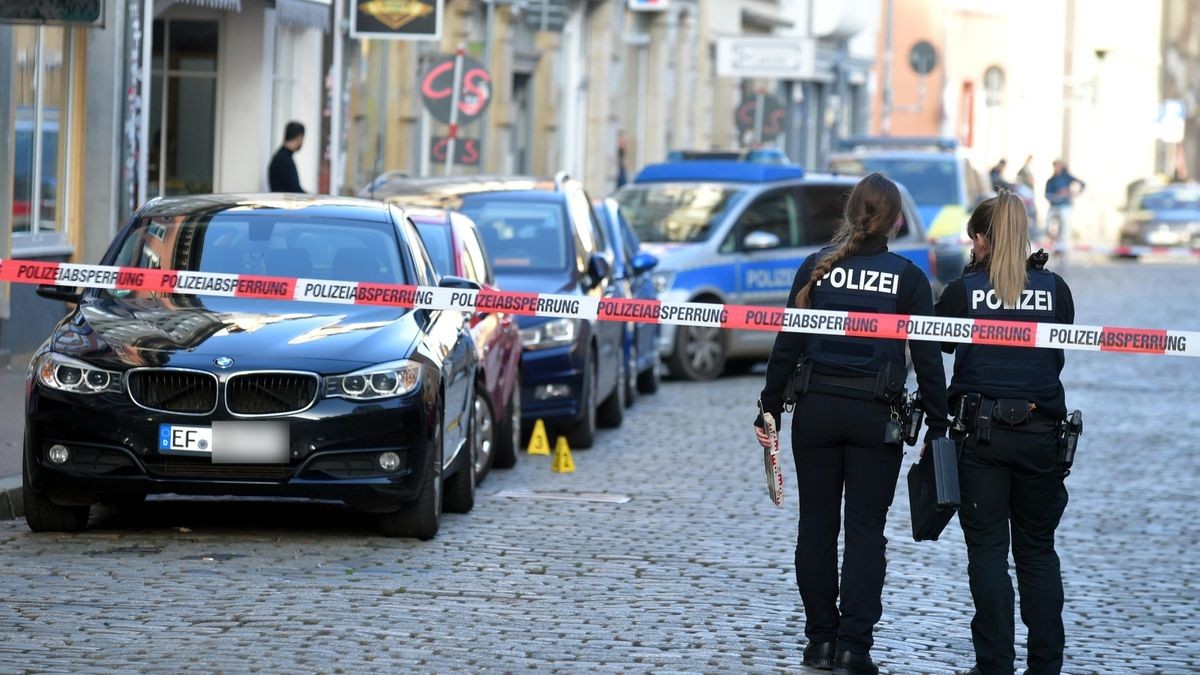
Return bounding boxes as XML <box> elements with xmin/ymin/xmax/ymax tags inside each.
<box><xmin>0</xmin><ymin>474</ymin><xmax>22</xmax><ymax>521</ymax></box>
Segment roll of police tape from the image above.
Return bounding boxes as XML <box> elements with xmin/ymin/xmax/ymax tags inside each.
<box><xmin>1</xmin><ymin>258</ymin><xmax>1197</xmax><ymax>358</ymax></box>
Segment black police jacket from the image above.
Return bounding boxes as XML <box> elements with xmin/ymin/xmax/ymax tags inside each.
<box><xmin>760</xmin><ymin>242</ymin><xmax>950</xmax><ymax>435</ymax></box>
<box><xmin>935</xmin><ymin>264</ymin><xmax>1075</xmax><ymax>418</ymax></box>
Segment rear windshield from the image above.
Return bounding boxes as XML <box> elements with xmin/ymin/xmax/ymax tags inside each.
<box><xmin>457</xmin><ymin>196</ymin><xmax>572</xmax><ymax>273</ymax></box>
<box><xmin>413</xmin><ymin>221</ymin><xmax>454</xmax><ymax>277</ymax></box>
<box><xmin>111</xmin><ymin>214</ymin><xmax>408</xmax><ymax>284</ymax></box>
<box><xmin>614</xmin><ymin>184</ymin><xmax>743</xmax><ymax>243</ymax></box>
<box><xmin>829</xmin><ymin>156</ymin><xmax>959</xmax><ymax>206</ymax></box>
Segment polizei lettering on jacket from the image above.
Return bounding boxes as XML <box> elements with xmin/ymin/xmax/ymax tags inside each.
<box><xmin>970</xmin><ymin>288</ymin><xmax>1053</xmax><ymax>312</ymax></box>
<box><xmin>815</xmin><ymin>267</ymin><xmax>900</xmax><ymax>294</ymax></box>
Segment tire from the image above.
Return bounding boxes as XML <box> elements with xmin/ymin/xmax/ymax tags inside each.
<box><xmin>22</xmin><ymin>459</ymin><xmax>89</xmax><ymax>533</ymax></box>
<box><xmin>566</xmin><ymin>351</ymin><xmax>597</xmax><ymax>449</ymax></box>
<box><xmin>637</xmin><ymin>353</ymin><xmax>660</xmax><ymax>394</ymax></box>
<box><xmin>598</xmin><ymin>352</ymin><xmax>625</xmax><ymax>428</ymax></box>
<box><xmin>443</xmin><ymin>403</ymin><xmax>476</xmax><ymax>515</ymax></box>
<box><xmin>471</xmin><ymin>389</ymin><xmax>496</xmax><ymax>484</ymax></box>
<box><xmin>668</xmin><ymin>323</ymin><xmax>726</xmax><ymax>381</ymax></box>
<box><xmin>623</xmin><ymin>344</ymin><xmax>638</xmax><ymax>408</ymax></box>
<box><xmin>492</xmin><ymin>378</ymin><xmax>520</xmax><ymax>470</ymax></box>
<box><xmin>378</xmin><ymin>413</ymin><xmax>442</xmax><ymax>539</ymax></box>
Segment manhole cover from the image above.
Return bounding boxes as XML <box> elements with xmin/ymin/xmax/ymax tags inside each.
<box><xmin>495</xmin><ymin>490</ymin><xmax>631</xmax><ymax>504</ymax></box>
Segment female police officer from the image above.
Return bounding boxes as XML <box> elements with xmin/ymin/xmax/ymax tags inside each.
<box><xmin>754</xmin><ymin>173</ymin><xmax>950</xmax><ymax>674</ymax></box>
<box><xmin>935</xmin><ymin>191</ymin><xmax>1074</xmax><ymax>675</ymax></box>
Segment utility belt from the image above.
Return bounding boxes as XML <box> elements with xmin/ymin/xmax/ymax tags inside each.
<box><xmin>950</xmin><ymin>392</ymin><xmax>1083</xmax><ymax>472</ymax></box>
<box><xmin>783</xmin><ymin>357</ymin><xmax>909</xmax><ymax>447</ymax></box>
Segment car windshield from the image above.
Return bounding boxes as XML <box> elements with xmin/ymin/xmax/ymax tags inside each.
<box><xmin>1138</xmin><ymin>188</ymin><xmax>1200</xmax><ymax>211</ymax></box>
<box><xmin>457</xmin><ymin>196</ymin><xmax>571</xmax><ymax>273</ymax></box>
<box><xmin>614</xmin><ymin>184</ymin><xmax>743</xmax><ymax>243</ymax></box>
<box><xmin>110</xmin><ymin>214</ymin><xmax>408</xmax><ymax>284</ymax></box>
<box><xmin>413</xmin><ymin>221</ymin><xmax>454</xmax><ymax>276</ymax></box>
<box><xmin>829</xmin><ymin>156</ymin><xmax>959</xmax><ymax>206</ymax></box>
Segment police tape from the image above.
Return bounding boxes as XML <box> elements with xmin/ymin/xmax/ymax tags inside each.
<box><xmin>1039</xmin><ymin>242</ymin><xmax>1200</xmax><ymax>258</ymax></box>
<box><xmin>1</xmin><ymin>258</ymin><xmax>1198</xmax><ymax>359</ymax></box>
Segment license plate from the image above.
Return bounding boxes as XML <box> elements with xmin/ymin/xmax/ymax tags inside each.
<box><xmin>158</xmin><ymin>422</ymin><xmax>289</xmax><ymax>463</ymax></box>
<box><xmin>159</xmin><ymin>424</ymin><xmax>212</xmax><ymax>455</ymax></box>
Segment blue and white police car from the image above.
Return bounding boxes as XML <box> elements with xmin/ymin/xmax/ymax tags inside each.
<box><xmin>613</xmin><ymin>161</ymin><xmax>938</xmax><ymax>381</ymax></box>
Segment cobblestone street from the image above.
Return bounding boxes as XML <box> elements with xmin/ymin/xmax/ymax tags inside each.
<box><xmin>0</xmin><ymin>261</ymin><xmax>1197</xmax><ymax>673</ymax></box>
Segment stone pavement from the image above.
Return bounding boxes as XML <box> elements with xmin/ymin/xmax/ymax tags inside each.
<box><xmin>0</xmin><ymin>261</ymin><xmax>1197</xmax><ymax>673</ymax></box>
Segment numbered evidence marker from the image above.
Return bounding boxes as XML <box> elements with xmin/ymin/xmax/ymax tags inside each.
<box><xmin>527</xmin><ymin>419</ymin><xmax>551</xmax><ymax>455</ymax></box>
<box><xmin>551</xmin><ymin>436</ymin><xmax>576</xmax><ymax>474</ymax></box>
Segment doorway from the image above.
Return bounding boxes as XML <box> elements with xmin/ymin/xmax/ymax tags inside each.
<box><xmin>149</xmin><ymin>19</ymin><xmax>219</xmax><ymax>197</ymax></box>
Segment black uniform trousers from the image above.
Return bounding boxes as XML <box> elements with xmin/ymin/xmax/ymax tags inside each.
<box><xmin>791</xmin><ymin>390</ymin><xmax>902</xmax><ymax>654</ymax></box>
<box><xmin>957</xmin><ymin>420</ymin><xmax>1068</xmax><ymax>675</ymax></box>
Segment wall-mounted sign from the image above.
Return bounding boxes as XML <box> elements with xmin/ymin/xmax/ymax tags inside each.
<box><xmin>735</xmin><ymin>94</ymin><xmax>786</xmax><ymax>142</ymax></box>
<box><xmin>420</xmin><ymin>53</ymin><xmax>493</xmax><ymax>125</ymax></box>
<box><xmin>628</xmin><ymin>0</ymin><xmax>669</xmax><ymax>11</ymax></box>
<box><xmin>0</xmin><ymin>0</ymin><xmax>104</xmax><ymax>26</ymax></box>
<box><xmin>716</xmin><ymin>37</ymin><xmax>815</xmax><ymax>81</ymax></box>
<box><xmin>431</xmin><ymin>136</ymin><xmax>481</xmax><ymax>166</ymax></box>
<box><xmin>909</xmin><ymin>40</ymin><xmax>938</xmax><ymax>75</ymax></box>
<box><xmin>350</xmin><ymin>0</ymin><xmax>442</xmax><ymax>40</ymax></box>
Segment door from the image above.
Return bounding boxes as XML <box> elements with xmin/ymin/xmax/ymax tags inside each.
<box><xmin>149</xmin><ymin>19</ymin><xmax>219</xmax><ymax>197</ymax></box>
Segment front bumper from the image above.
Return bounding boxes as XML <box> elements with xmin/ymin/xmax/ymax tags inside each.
<box><xmin>519</xmin><ymin>344</ymin><xmax>587</xmax><ymax>425</ymax></box>
<box><xmin>25</xmin><ymin>385</ymin><xmax>435</xmax><ymax>511</ymax></box>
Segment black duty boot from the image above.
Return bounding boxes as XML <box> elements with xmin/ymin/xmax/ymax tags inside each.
<box><xmin>802</xmin><ymin>641</ymin><xmax>835</xmax><ymax>670</ymax></box>
<box><xmin>832</xmin><ymin>650</ymin><xmax>879</xmax><ymax>675</ymax></box>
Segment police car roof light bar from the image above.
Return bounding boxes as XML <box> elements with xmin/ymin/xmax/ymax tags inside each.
<box><xmin>835</xmin><ymin>136</ymin><xmax>959</xmax><ymax>153</ymax></box>
<box><xmin>633</xmin><ymin>161</ymin><xmax>805</xmax><ymax>185</ymax></box>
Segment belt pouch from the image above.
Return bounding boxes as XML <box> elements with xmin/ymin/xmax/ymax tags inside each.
<box><xmin>994</xmin><ymin>398</ymin><xmax>1032</xmax><ymax>426</ymax></box>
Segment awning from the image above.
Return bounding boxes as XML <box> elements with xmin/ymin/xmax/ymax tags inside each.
<box><xmin>275</xmin><ymin>0</ymin><xmax>330</xmax><ymax>32</ymax></box>
<box><xmin>174</xmin><ymin>0</ymin><xmax>241</xmax><ymax>9</ymax></box>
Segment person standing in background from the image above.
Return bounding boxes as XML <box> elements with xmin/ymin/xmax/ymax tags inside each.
<box><xmin>1044</xmin><ymin>161</ymin><xmax>1086</xmax><ymax>254</ymax></box>
<box><xmin>1016</xmin><ymin>155</ymin><xmax>1035</xmax><ymax>191</ymax></box>
<box><xmin>616</xmin><ymin>130</ymin><xmax>629</xmax><ymax>189</ymax></box>
<box><xmin>269</xmin><ymin>121</ymin><xmax>306</xmax><ymax>193</ymax></box>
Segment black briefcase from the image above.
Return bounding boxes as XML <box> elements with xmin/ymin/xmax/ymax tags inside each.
<box><xmin>907</xmin><ymin>436</ymin><xmax>961</xmax><ymax>541</ymax></box>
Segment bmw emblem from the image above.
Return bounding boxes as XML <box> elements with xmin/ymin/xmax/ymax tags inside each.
<box><xmin>214</xmin><ymin>357</ymin><xmax>235</xmax><ymax>369</ymax></box>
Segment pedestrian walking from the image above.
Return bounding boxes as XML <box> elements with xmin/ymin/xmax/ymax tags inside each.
<box><xmin>754</xmin><ymin>173</ymin><xmax>950</xmax><ymax>675</ymax></box>
<box><xmin>1044</xmin><ymin>160</ymin><xmax>1085</xmax><ymax>253</ymax></box>
<box><xmin>268</xmin><ymin>121</ymin><xmax>306</xmax><ymax>193</ymax></box>
<box><xmin>989</xmin><ymin>159</ymin><xmax>1011</xmax><ymax>192</ymax></box>
<box><xmin>616</xmin><ymin>130</ymin><xmax>629</xmax><ymax>189</ymax></box>
<box><xmin>1016</xmin><ymin>155</ymin><xmax>1035</xmax><ymax>191</ymax></box>
<box><xmin>935</xmin><ymin>191</ymin><xmax>1077</xmax><ymax>675</ymax></box>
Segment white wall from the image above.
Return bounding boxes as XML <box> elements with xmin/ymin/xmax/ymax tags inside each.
<box><xmin>291</xmin><ymin>27</ymin><xmax>324</xmax><ymax>192</ymax></box>
<box><xmin>215</xmin><ymin>0</ymin><xmax>271</xmax><ymax>192</ymax></box>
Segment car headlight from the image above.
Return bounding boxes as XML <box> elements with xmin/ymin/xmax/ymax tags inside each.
<box><xmin>520</xmin><ymin>318</ymin><xmax>577</xmax><ymax>350</ymax></box>
<box><xmin>35</xmin><ymin>353</ymin><xmax>122</xmax><ymax>394</ymax></box>
<box><xmin>325</xmin><ymin>360</ymin><xmax>421</xmax><ymax>400</ymax></box>
<box><xmin>650</xmin><ymin>270</ymin><xmax>675</xmax><ymax>294</ymax></box>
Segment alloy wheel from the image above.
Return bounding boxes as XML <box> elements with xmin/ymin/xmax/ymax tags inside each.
<box><xmin>473</xmin><ymin>394</ymin><xmax>494</xmax><ymax>479</ymax></box>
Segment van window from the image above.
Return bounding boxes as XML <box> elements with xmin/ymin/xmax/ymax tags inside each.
<box><xmin>726</xmin><ymin>188</ymin><xmax>801</xmax><ymax>251</ymax></box>
<box><xmin>797</xmin><ymin>184</ymin><xmax>850</xmax><ymax>246</ymax></box>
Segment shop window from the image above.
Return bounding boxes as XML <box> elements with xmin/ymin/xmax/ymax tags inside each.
<box><xmin>10</xmin><ymin>25</ymin><xmax>72</xmax><ymax>249</ymax></box>
<box><xmin>149</xmin><ymin>19</ymin><xmax>218</xmax><ymax>197</ymax></box>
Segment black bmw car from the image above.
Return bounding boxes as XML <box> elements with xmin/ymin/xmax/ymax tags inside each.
<box><xmin>24</xmin><ymin>194</ymin><xmax>479</xmax><ymax>539</ymax></box>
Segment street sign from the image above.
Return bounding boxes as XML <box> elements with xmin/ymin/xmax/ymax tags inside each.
<box><xmin>351</xmin><ymin>0</ymin><xmax>442</xmax><ymax>41</ymax></box>
<box><xmin>716</xmin><ymin>37</ymin><xmax>816</xmax><ymax>81</ymax></box>
<box><xmin>735</xmin><ymin>94</ymin><xmax>786</xmax><ymax>142</ymax></box>
<box><xmin>0</xmin><ymin>0</ymin><xmax>104</xmax><ymax>26</ymax></box>
<box><xmin>420</xmin><ymin>53</ymin><xmax>492</xmax><ymax>126</ymax></box>
<box><xmin>431</xmin><ymin>136</ymin><xmax>481</xmax><ymax>166</ymax></box>
<box><xmin>909</xmin><ymin>40</ymin><xmax>938</xmax><ymax>75</ymax></box>
<box><xmin>628</xmin><ymin>0</ymin><xmax>669</xmax><ymax>10</ymax></box>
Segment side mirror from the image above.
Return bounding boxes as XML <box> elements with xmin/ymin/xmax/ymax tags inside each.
<box><xmin>36</xmin><ymin>285</ymin><xmax>82</xmax><ymax>303</ymax></box>
<box><xmin>586</xmin><ymin>253</ymin><xmax>611</xmax><ymax>288</ymax></box>
<box><xmin>630</xmin><ymin>252</ymin><xmax>658</xmax><ymax>275</ymax></box>
<box><xmin>743</xmin><ymin>231</ymin><xmax>782</xmax><ymax>250</ymax></box>
<box><xmin>438</xmin><ymin>275</ymin><xmax>481</xmax><ymax>291</ymax></box>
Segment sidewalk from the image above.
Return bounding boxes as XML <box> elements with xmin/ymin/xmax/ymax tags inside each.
<box><xmin>0</xmin><ymin>353</ymin><xmax>29</xmax><ymax>520</ymax></box>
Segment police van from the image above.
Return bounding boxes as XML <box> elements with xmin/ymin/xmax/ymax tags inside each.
<box><xmin>613</xmin><ymin>161</ymin><xmax>938</xmax><ymax>381</ymax></box>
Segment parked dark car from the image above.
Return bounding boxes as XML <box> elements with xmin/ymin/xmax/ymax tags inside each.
<box><xmin>593</xmin><ymin>197</ymin><xmax>660</xmax><ymax>401</ymax></box>
<box><xmin>409</xmin><ymin>208</ymin><xmax>522</xmax><ymax>482</ymax></box>
<box><xmin>24</xmin><ymin>194</ymin><xmax>480</xmax><ymax>540</ymax></box>
<box><xmin>1120</xmin><ymin>183</ymin><xmax>1200</xmax><ymax>252</ymax></box>
<box><xmin>367</xmin><ymin>175</ymin><xmax>625</xmax><ymax>448</ymax></box>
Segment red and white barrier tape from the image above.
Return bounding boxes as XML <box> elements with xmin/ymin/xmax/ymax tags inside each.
<box><xmin>1037</xmin><ymin>242</ymin><xmax>1200</xmax><ymax>258</ymax></box>
<box><xmin>1</xmin><ymin>258</ymin><xmax>1197</xmax><ymax>358</ymax></box>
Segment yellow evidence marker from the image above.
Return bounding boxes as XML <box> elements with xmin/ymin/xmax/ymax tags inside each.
<box><xmin>527</xmin><ymin>419</ymin><xmax>551</xmax><ymax>455</ymax></box>
<box><xmin>551</xmin><ymin>436</ymin><xmax>575</xmax><ymax>473</ymax></box>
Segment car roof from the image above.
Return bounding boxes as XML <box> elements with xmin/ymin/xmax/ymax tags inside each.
<box><xmin>634</xmin><ymin>161</ymin><xmax>806</xmax><ymax>184</ymax></box>
<box><xmin>364</xmin><ymin>175</ymin><xmax>570</xmax><ymax>209</ymax></box>
<box><xmin>828</xmin><ymin>149</ymin><xmax>960</xmax><ymax>162</ymax></box>
<box><xmin>625</xmin><ymin>170</ymin><xmax>857</xmax><ymax>191</ymax></box>
<box><xmin>138</xmin><ymin>193</ymin><xmax>392</xmax><ymax>222</ymax></box>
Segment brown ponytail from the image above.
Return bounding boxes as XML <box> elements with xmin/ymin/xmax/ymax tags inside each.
<box><xmin>794</xmin><ymin>172</ymin><xmax>903</xmax><ymax>307</ymax></box>
<box><xmin>966</xmin><ymin>191</ymin><xmax>1030</xmax><ymax>306</ymax></box>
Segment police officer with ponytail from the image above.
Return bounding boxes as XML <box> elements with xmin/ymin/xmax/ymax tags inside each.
<box><xmin>754</xmin><ymin>173</ymin><xmax>950</xmax><ymax>675</ymax></box>
<box><xmin>935</xmin><ymin>192</ymin><xmax>1076</xmax><ymax>675</ymax></box>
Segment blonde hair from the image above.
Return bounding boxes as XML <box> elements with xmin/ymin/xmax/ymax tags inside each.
<box><xmin>794</xmin><ymin>173</ymin><xmax>902</xmax><ymax>307</ymax></box>
<box><xmin>967</xmin><ymin>191</ymin><xmax>1030</xmax><ymax>306</ymax></box>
